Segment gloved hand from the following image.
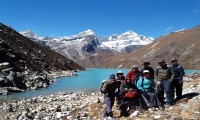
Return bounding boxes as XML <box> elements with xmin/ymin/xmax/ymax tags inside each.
<box><xmin>178</xmin><ymin>80</ymin><xmax>183</xmax><ymax>86</ymax></box>
<box><xmin>115</xmin><ymin>88</ymin><xmax>119</xmax><ymax>93</ymax></box>
<box><xmin>124</xmin><ymin>88</ymin><xmax>128</xmax><ymax>91</ymax></box>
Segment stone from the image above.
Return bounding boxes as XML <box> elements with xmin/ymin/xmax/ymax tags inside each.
<box><xmin>56</xmin><ymin>112</ymin><xmax>62</xmax><ymax>119</ymax></box>
<box><xmin>154</xmin><ymin>115</ymin><xmax>161</xmax><ymax>119</ymax></box>
<box><xmin>130</xmin><ymin>110</ymin><xmax>140</xmax><ymax>118</ymax></box>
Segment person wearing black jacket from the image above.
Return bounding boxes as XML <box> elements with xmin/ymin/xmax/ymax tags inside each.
<box><xmin>101</xmin><ymin>74</ymin><xmax>117</xmax><ymax>118</ymax></box>
<box><xmin>116</xmin><ymin>71</ymin><xmax>126</xmax><ymax>109</ymax></box>
<box><xmin>171</xmin><ymin>58</ymin><xmax>185</xmax><ymax>100</ymax></box>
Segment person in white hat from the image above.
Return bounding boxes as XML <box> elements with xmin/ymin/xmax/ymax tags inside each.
<box><xmin>136</xmin><ymin>70</ymin><xmax>164</xmax><ymax>111</ymax></box>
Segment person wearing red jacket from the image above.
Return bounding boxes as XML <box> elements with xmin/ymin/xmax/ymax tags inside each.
<box><xmin>126</xmin><ymin>65</ymin><xmax>141</xmax><ymax>85</ymax></box>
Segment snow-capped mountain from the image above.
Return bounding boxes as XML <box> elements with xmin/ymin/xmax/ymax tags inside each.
<box><xmin>20</xmin><ymin>29</ymin><xmax>154</xmax><ymax>61</ymax></box>
<box><xmin>20</xmin><ymin>30</ymin><xmax>41</xmax><ymax>40</ymax></box>
<box><xmin>99</xmin><ymin>30</ymin><xmax>153</xmax><ymax>51</ymax></box>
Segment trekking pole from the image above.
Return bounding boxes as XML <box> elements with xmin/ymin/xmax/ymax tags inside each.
<box><xmin>141</xmin><ymin>94</ymin><xmax>151</xmax><ymax>107</ymax></box>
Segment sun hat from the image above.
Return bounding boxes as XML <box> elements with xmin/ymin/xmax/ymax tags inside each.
<box><xmin>143</xmin><ymin>70</ymin><xmax>150</xmax><ymax>74</ymax></box>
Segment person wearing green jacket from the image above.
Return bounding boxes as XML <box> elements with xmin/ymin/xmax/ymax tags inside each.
<box><xmin>154</xmin><ymin>60</ymin><xmax>174</xmax><ymax>107</ymax></box>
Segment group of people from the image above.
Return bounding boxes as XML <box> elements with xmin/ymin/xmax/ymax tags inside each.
<box><xmin>101</xmin><ymin>58</ymin><xmax>185</xmax><ymax>118</ymax></box>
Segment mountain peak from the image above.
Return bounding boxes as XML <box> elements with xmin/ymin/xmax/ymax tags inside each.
<box><xmin>20</xmin><ymin>30</ymin><xmax>40</xmax><ymax>39</ymax></box>
<box><xmin>78</xmin><ymin>29</ymin><xmax>95</xmax><ymax>37</ymax></box>
<box><xmin>122</xmin><ymin>30</ymin><xmax>138</xmax><ymax>36</ymax></box>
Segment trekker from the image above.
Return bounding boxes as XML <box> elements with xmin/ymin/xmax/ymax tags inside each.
<box><xmin>119</xmin><ymin>77</ymin><xmax>138</xmax><ymax>117</ymax></box>
<box><xmin>137</xmin><ymin>70</ymin><xmax>164</xmax><ymax>111</ymax></box>
<box><xmin>101</xmin><ymin>74</ymin><xmax>117</xmax><ymax>118</ymax></box>
<box><xmin>154</xmin><ymin>60</ymin><xmax>174</xmax><ymax>107</ymax></box>
<box><xmin>171</xmin><ymin>58</ymin><xmax>185</xmax><ymax>100</ymax></box>
<box><xmin>126</xmin><ymin>65</ymin><xmax>141</xmax><ymax>85</ymax></box>
<box><xmin>141</xmin><ymin>62</ymin><xmax>155</xmax><ymax>88</ymax></box>
<box><xmin>116</xmin><ymin>71</ymin><xmax>125</xmax><ymax>109</ymax></box>
<box><xmin>116</xmin><ymin>71</ymin><xmax>126</xmax><ymax>83</ymax></box>
<box><xmin>141</xmin><ymin>62</ymin><xmax>155</xmax><ymax>80</ymax></box>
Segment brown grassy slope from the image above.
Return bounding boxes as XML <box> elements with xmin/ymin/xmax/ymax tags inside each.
<box><xmin>79</xmin><ymin>25</ymin><xmax>200</xmax><ymax>69</ymax></box>
<box><xmin>0</xmin><ymin>23</ymin><xmax>85</xmax><ymax>71</ymax></box>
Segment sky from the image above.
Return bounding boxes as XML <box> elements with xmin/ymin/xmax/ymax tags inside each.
<box><xmin>0</xmin><ymin>0</ymin><xmax>200</xmax><ymax>38</ymax></box>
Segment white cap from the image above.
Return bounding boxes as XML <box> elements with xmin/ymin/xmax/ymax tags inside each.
<box><xmin>143</xmin><ymin>70</ymin><xmax>150</xmax><ymax>74</ymax></box>
<box><xmin>117</xmin><ymin>71</ymin><xmax>123</xmax><ymax>74</ymax></box>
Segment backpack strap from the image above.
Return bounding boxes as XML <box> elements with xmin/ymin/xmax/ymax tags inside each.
<box><xmin>141</xmin><ymin>77</ymin><xmax>144</xmax><ymax>88</ymax></box>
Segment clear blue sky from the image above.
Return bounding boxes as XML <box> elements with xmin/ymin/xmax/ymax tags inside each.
<box><xmin>0</xmin><ymin>0</ymin><xmax>200</xmax><ymax>38</ymax></box>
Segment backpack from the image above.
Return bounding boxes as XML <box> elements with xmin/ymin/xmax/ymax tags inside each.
<box><xmin>123</xmin><ymin>91</ymin><xmax>138</xmax><ymax>99</ymax></box>
<box><xmin>100</xmin><ymin>80</ymin><xmax>107</xmax><ymax>93</ymax></box>
<box><xmin>133</xmin><ymin>74</ymin><xmax>142</xmax><ymax>85</ymax></box>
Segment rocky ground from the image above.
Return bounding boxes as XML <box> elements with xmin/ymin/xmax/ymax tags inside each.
<box><xmin>0</xmin><ymin>75</ymin><xmax>199</xmax><ymax>120</ymax></box>
<box><xmin>0</xmin><ymin>62</ymin><xmax>78</xmax><ymax>95</ymax></box>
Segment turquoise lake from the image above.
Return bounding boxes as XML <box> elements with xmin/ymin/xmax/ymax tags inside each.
<box><xmin>0</xmin><ymin>68</ymin><xmax>199</xmax><ymax>102</ymax></box>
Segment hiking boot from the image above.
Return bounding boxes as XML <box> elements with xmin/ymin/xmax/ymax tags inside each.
<box><xmin>164</xmin><ymin>104</ymin><xmax>172</xmax><ymax>108</ymax></box>
<box><xmin>158</xmin><ymin>106</ymin><xmax>164</xmax><ymax>111</ymax></box>
<box><xmin>108</xmin><ymin>112</ymin><xmax>113</xmax><ymax>117</ymax></box>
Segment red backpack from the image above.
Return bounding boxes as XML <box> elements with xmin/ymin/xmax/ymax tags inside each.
<box><xmin>123</xmin><ymin>91</ymin><xmax>138</xmax><ymax>99</ymax></box>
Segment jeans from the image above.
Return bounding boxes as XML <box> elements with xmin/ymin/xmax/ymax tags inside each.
<box><xmin>103</xmin><ymin>96</ymin><xmax>115</xmax><ymax>118</ymax></box>
<box><xmin>156</xmin><ymin>80</ymin><xmax>173</xmax><ymax>105</ymax></box>
<box><xmin>171</xmin><ymin>79</ymin><xmax>182</xmax><ymax>100</ymax></box>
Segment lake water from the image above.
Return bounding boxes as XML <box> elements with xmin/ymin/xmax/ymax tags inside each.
<box><xmin>0</xmin><ymin>68</ymin><xmax>199</xmax><ymax>102</ymax></box>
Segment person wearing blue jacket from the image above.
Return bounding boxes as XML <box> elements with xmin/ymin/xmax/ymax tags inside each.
<box><xmin>137</xmin><ymin>70</ymin><xmax>164</xmax><ymax>111</ymax></box>
<box><xmin>171</xmin><ymin>58</ymin><xmax>185</xmax><ymax>100</ymax></box>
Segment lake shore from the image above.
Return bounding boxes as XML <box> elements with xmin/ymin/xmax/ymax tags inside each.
<box><xmin>0</xmin><ymin>74</ymin><xmax>200</xmax><ymax>119</ymax></box>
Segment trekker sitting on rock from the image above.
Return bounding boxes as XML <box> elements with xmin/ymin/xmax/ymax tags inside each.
<box><xmin>141</xmin><ymin>62</ymin><xmax>155</xmax><ymax>88</ymax></box>
<box><xmin>119</xmin><ymin>77</ymin><xmax>139</xmax><ymax>117</ymax></box>
<box><xmin>126</xmin><ymin>65</ymin><xmax>141</xmax><ymax>85</ymax></box>
<box><xmin>101</xmin><ymin>74</ymin><xmax>117</xmax><ymax>118</ymax></box>
<box><xmin>137</xmin><ymin>70</ymin><xmax>164</xmax><ymax>111</ymax></box>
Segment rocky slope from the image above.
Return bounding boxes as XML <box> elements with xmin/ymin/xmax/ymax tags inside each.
<box><xmin>0</xmin><ymin>22</ymin><xmax>84</xmax><ymax>93</ymax></box>
<box><xmin>0</xmin><ymin>74</ymin><xmax>199</xmax><ymax>120</ymax></box>
<box><xmin>78</xmin><ymin>25</ymin><xmax>200</xmax><ymax>69</ymax></box>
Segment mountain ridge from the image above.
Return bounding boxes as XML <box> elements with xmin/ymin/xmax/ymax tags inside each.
<box><xmin>20</xmin><ymin>29</ymin><xmax>154</xmax><ymax>61</ymax></box>
<box><xmin>78</xmin><ymin>25</ymin><xmax>200</xmax><ymax>69</ymax></box>
<box><xmin>0</xmin><ymin>23</ymin><xmax>84</xmax><ymax>71</ymax></box>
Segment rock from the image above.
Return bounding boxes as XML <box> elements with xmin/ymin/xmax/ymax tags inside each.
<box><xmin>130</xmin><ymin>110</ymin><xmax>140</xmax><ymax>118</ymax></box>
<box><xmin>0</xmin><ymin>62</ymin><xmax>10</xmax><ymax>70</ymax></box>
<box><xmin>0</xmin><ymin>87</ymin><xmax>8</xmax><ymax>95</ymax></box>
<box><xmin>55</xmin><ymin>105</ymin><xmax>61</xmax><ymax>112</ymax></box>
<box><xmin>7</xmin><ymin>87</ymin><xmax>24</xmax><ymax>92</ymax></box>
<box><xmin>82</xmin><ymin>112</ymin><xmax>88</xmax><ymax>117</ymax></box>
<box><xmin>1</xmin><ymin>68</ymin><xmax>13</xmax><ymax>73</ymax></box>
<box><xmin>154</xmin><ymin>115</ymin><xmax>161</xmax><ymax>119</ymax></box>
<box><xmin>103</xmin><ymin>117</ymin><xmax>115</xmax><ymax>120</ymax></box>
<box><xmin>97</xmin><ymin>98</ymin><xmax>100</xmax><ymax>103</ymax></box>
<box><xmin>43</xmin><ymin>116</ymin><xmax>50</xmax><ymax>120</ymax></box>
<box><xmin>6</xmin><ymin>71</ymin><xmax>16</xmax><ymax>81</ymax></box>
<box><xmin>67</xmin><ymin>116</ymin><xmax>72</xmax><ymax>119</ymax></box>
<box><xmin>6</xmin><ymin>104</ymin><xmax>13</xmax><ymax>112</ymax></box>
<box><xmin>56</xmin><ymin>112</ymin><xmax>62</xmax><ymax>119</ymax></box>
<box><xmin>21</xmin><ymin>110</ymin><xmax>28</xmax><ymax>117</ymax></box>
